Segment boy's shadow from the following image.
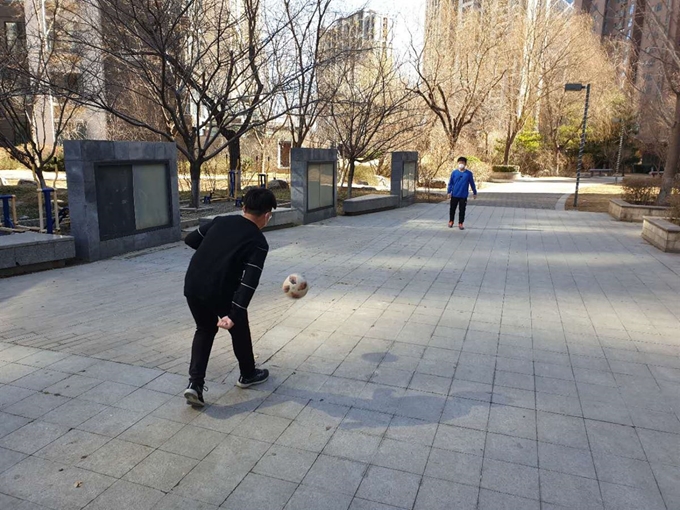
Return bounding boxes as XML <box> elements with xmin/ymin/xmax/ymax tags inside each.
<box><xmin>200</xmin><ymin>351</ymin><xmax>504</xmax><ymax>433</ymax></box>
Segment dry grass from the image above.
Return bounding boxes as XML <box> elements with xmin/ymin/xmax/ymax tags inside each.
<box><xmin>565</xmin><ymin>183</ymin><xmax>622</xmax><ymax>213</ymax></box>
<box><xmin>0</xmin><ymin>185</ymin><xmax>68</xmax><ymax>219</ymax></box>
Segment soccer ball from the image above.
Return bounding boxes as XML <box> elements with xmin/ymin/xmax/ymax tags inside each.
<box><xmin>282</xmin><ymin>273</ymin><xmax>309</xmax><ymax>299</ymax></box>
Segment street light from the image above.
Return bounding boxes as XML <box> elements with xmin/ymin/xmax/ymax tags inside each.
<box><xmin>565</xmin><ymin>83</ymin><xmax>591</xmax><ymax>207</ymax></box>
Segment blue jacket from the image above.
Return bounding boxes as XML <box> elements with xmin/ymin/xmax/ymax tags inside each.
<box><xmin>447</xmin><ymin>169</ymin><xmax>477</xmax><ymax>198</ymax></box>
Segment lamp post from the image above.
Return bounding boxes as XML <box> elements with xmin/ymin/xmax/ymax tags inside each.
<box><xmin>565</xmin><ymin>83</ymin><xmax>590</xmax><ymax>208</ymax></box>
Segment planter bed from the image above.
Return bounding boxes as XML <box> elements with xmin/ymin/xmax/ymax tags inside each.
<box><xmin>608</xmin><ymin>199</ymin><xmax>669</xmax><ymax>222</ymax></box>
<box><xmin>642</xmin><ymin>217</ymin><xmax>680</xmax><ymax>253</ymax></box>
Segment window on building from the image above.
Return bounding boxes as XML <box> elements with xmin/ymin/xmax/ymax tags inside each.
<box><xmin>54</xmin><ymin>72</ymin><xmax>83</xmax><ymax>94</ymax></box>
<box><xmin>4</xmin><ymin>21</ymin><xmax>25</xmax><ymax>51</ymax></box>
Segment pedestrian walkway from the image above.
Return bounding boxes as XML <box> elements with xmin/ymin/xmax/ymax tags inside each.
<box><xmin>1</xmin><ymin>190</ymin><xmax>679</xmax><ymax>510</ymax></box>
<box><xmin>475</xmin><ymin>176</ymin><xmax>607</xmax><ymax>210</ymax></box>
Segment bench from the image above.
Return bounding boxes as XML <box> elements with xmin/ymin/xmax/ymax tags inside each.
<box><xmin>649</xmin><ymin>170</ymin><xmax>664</xmax><ymax>177</ymax></box>
<box><xmin>588</xmin><ymin>169</ymin><xmax>613</xmax><ymax>177</ymax></box>
<box><xmin>343</xmin><ymin>194</ymin><xmax>399</xmax><ymax>215</ymax></box>
<box><xmin>0</xmin><ymin>231</ymin><xmax>75</xmax><ymax>276</ymax></box>
<box><xmin>197</xmin><ymin>207</ymin><xmax>298</xmax><ymax>231</ymax></box>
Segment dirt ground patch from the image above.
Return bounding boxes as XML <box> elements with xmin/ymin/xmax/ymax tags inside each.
<box><xmin>565</xmin><ymin>183</ymin><xmax>622</xmax><ymax>213</ymax></box>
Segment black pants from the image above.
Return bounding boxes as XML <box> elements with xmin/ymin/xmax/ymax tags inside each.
<box><xmin>187</xmin><ymin>296</ymin><xmax>255</xmax><ymax>385</ymax></box>
<box><xmin>450</xmin><ymin>197</ymin><xmax>467</xmax><ymax>224</ymax></box>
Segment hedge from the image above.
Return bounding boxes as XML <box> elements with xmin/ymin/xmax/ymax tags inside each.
<box><xmin>492</xmin><ymin>165</ymin><xmax>520</xmax><ymax>173</ymax></box>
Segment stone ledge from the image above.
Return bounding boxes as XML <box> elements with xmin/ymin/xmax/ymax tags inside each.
<box><xmin>343</xmin><ymin>194</ymin><xmax>399</xmax><ymax>215</ymax></box>
<box><xmin>0</xmin><ymin>232</ymin><xmax>76</xmax><ymax>274</ymax></box>
<box><xmin>609</xmin><ymin>199</ymin><xmax>669</xmax><ymax>222</ymax></box>
<box><xmin>642</xmin><ymin>216</ymin><xmax>680</xmax><ymax>253</ymax></box>
<box><xmin>198</xmin><ymin>207</ymin><xmax>298</xmax><ymax>230</ymax></box>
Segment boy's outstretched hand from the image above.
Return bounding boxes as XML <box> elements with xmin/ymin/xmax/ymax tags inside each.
<box><xmin>217</xmin><ymin>316</ymin><xmax>234</xmax><ymax>330</ymax></box>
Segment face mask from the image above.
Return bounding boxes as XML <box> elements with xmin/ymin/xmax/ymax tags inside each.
<box><xmin>458</xmin><ymin>164</ymin><xmax>465</xmax><ymax>170</ymax></box>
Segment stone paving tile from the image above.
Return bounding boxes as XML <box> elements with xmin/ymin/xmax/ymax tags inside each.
<box><xmin>78</xmin><ymin>407</ymin><xmax>147</xmax><ymax>437</ymax></box>
<box><xmin>356</xmin><ymin>465</ymin><xmax>421</xmax><ymax>509</ymax></box>
<box><xmin>0</xmin><ymin>446</ymin><xmax>26</xmax><ymax>475</ymax></box>
<box><xmin>0</xmin><ymin>384</ymin><xmax>36</xmax><ymax>410</ymax></box>
<box><xmin>35</xmin><ymin>429</ymin><xmax>110</xmax><ymax>465</ymax></box>
<box><xmin>0</xmin><ymin>420</ymin><xmax>70</xmax><ymax>454</ymax></box>
<box><xmin>172</xmin><ymin>436</ymin><xmax>269</xmax><ymax>505</ymax></box>
<box><xmin>79</xmin><ymin>381</ymin><xmax>139</xmax><ymax>405</ymax></box>
<box><xmin>424</xmin><ymin>447</ymin><xmax>483</xmax><ymax>486</ymax></box>
<box><xmin>484</xmin><ymin>432</ymin><xmax>538</xmax><ymax>467</ymax></box>
<box><xmin>540</xmin><ymin>469</ymin><xmax>604</xmax><ymax>509</ymax></box>
<box><xmin>124</xmin><ymin>450</ymin><xmax>199</xmax><ymax>491</ymax></box>
<box><xmin>77</xmin><ymin>438</ymin><xmax>154</xmax><ymax>478</ymax></box>
<box><xmin>302</xmin><ymin>454</ymin><xmax>367</xmax><ymax>495</ymax></box>
<box><xmin>118</xmin><ymin>415</ymin><xmax>185</xmax><ymax>448</ymax></box>
<box><xmin>3</xmin><ymin>390</ymin><xmax>71</xmax><ymax>420</ymax></box>
<box><xmin>83</xmin><ymin>479</ymin><xmax>164</xmax><ymax>510</ymax></box>
<box><xmin>481</xmin><ymin>457</ymin><xmax>539</xmax><ymax>500</ymax></box>
<box><xmin>478</xmin><ymin>489</ymin><xmax>541</xmax><ymax>510</ymax></box>
<box><xmin>322</xmin><ymin>429</ymin><xmax>381</xmax><ymax>463</ymax></box>
<box><xmin>537</xmin><ymin>411</ymin><xmax>589</xmax><ymax>450</ymax></box>
<box><xmin>413</xmin><ymin>476</ymin><xmax>479</xmax><ymax>510</ymax></box>
<box><xmin>221</xmin><ymin>472</ymin><xmax>297</xmax><ymax>510</ymax></box>
<box><xmin>538</xmin><ymin>441</ymin><xmax>597</xmax><ymax>478</ymax></box>
<box><xmin>487</xmin><ymin>404</ymin><xmax>536</xmax><ymax>441</ymax></box>
<box><xmin>0</xmin><ymin>456</ymin><xmax>115</xmax><ymax>509</ymax></box>
<box><xmin>0</xmin><ymin>411</ymin><xmax>31</xmax><ymax>438</ymax></box>
<box><xmin>283</xmin><ymin>485</ymin><xmax>352</xmax><ymax>510</ymax></box>
<box><xmin>11</xmin><ymin>368</ymin><xmax>71</xmax><ymax>391</ymax></box>
<box><xmin>600</xmin><ymin>481</ymin><xmax>666</xmax><ymax>510</ymax></box>
<box><xmin>650</xmin><ymin>462</ymin><xmax>680</xmax><ymax>510</ymax></box>
<box><xmin>585</xmin><ymin>420</ymin><xmax>646</xmax><ymax>460</ymax></box>
<box><xmin>253</xmin><ymin>444</ymin><xmax>318</xmax><ymax>483</ymax></box>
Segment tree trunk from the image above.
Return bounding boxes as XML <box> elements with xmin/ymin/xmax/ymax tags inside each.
<box><xmin>228</xmin><ymin>132</ymin><xmax>241</xmax><ymax>197</ymax></box>
<box><xmin>347</xmin><ymin>159</ymin><xmax>356</xmax><ymax>199</ymax></box>
<box><xmin>190</xmin><ymin>160</ymin><xmax>201</xmax><ymax>208</ymax></box>
<box><xmin>503</xmin><ymin>120</ymin><xmax>514</xmax><ymax>165</ymax></box>
<box><xmin>35</xmin><ymin>170</ymin><xmax>47</xmax><ymax>188</ymax></box>
<box><xmin>657</xmin><ymin>92</ymin><xmax>680</xmax><ymax>205</ymax></box>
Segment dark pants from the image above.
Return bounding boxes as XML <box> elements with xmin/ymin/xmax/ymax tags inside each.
<box><xmin>450</xmin><ymin>197</ymin><xmax>467</xmax><ymax>224</ymax></box>
<box><xmin>187</xmin><ymin>296</ymin><xmax>255</xmax><ymax>385</ymax></box>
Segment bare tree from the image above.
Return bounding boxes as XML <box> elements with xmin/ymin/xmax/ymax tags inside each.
<box><xmin>410</xmin><ymin>1</ymin><xmax>512</xmax><ymax>155</ymax></box>
<box><xmin>320</xmin><ymin>52</ymin><xmax>418</xmax><ymax>198</ymax></box>
<box><xmin>628</xmin><ymin>1</ymin><xmax>680</xmax><ymax>203</ymax></box>
<box><xmin>498</xmin><ymin>8</ymin><xmax>597</xmax><ymax>164</ymax></box>
<box><xmin>0</xmin><ymin>0</ymin><xmax>84</xmax><ymax>187</ymax></box>
<box><xmin>275</xmin><ymin>0</ymin><xmax>339</xmax><ymax>149</ymax></box>
<box><xmin>63</xmin><ymin>0</ymin><xmax>298</xmax><ymax>207</ymax></box>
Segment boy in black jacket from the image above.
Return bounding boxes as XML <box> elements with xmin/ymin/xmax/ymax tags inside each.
<box><xmin>183</xmin><ymin>188</ymin><xmax>277</xmax><ymax>406</ymax></box>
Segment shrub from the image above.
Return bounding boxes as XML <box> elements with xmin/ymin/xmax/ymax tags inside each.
<box><xmin>461</xmin><ymin>156</ymin><xmax>489</xmax><ymax>184</ymax></box>
<box><xmin>42</xmin><ymin>147</ymin><xmax>65</xmax><ymax>174</ymax></box>
<box><xmin>492</xmin><ymin>165</ymin><xmax>520</xmax><ymax>173</ymax></box>
<box><xmin>0</xmin><ymin>148</ymin><xmax>27</xmax><ymax>170</ymax></box>
<box><xmin>622</xmin><ymin>176</ymin><xmax>658</xmax><ymax>205</ymax></box>
<box><xmin>669</xmin><ymin>193</ymin><xmax>680</xmax><ymax>223</ymax></box>
<box><xmin>352</xmin><ymin>163</ymin><xmax>379</xmax><ymax>186</ymax></box>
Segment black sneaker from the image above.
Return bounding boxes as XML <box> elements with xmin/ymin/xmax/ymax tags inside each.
<box><xmin>236</xmin><ymin>368</ymin><xmax>269</xmax><ymax>388</ymax></box>
<box><xmin>184</xmin><ymin>382</ymin><xmax>207</xmax><ymax>407</ymax></box>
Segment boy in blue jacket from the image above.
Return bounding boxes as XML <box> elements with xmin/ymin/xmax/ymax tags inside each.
<box><xmin>447</xmin><ymin>157</ymin><xmax>477</xmax><ymax>230</ymax></box>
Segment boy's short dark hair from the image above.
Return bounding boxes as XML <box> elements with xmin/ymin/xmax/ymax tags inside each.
<box><xmin>457</xmin><ymin>157</ymin><xmax>467</xmax><ymax>164</ymax></box>
<box><xmin>244</xmin><ymin>188</ymin><xmax>277</xmax><ymax>216</ymax></box>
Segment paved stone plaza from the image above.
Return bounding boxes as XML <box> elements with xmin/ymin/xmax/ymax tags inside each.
<box><xmin>1</xmin><ymin>180</ymin><xmax>680</xmax><ymax>510</ymax></box>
